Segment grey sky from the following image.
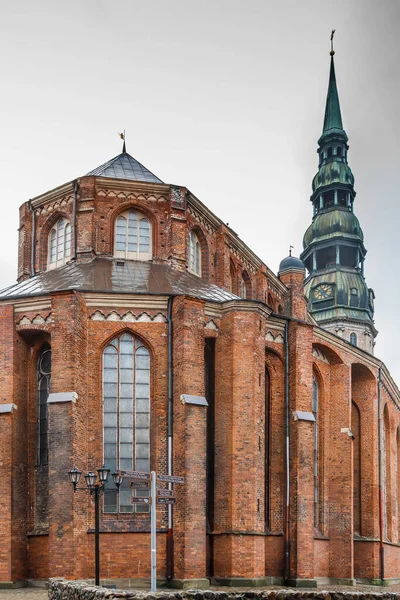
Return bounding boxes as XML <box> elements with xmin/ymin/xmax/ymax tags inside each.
<box><xmin>0</xmin><ymin>0</ymin><xmax>399</xmax><ymax>380</ymax></box>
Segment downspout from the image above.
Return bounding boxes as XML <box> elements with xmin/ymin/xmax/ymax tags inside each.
<box><xmin>72</xmin><ymin>180</ymin><xmax>79</xmax><ymax>260</ymax></box>
<box><xmin>378</xmin><ymin>364</ymin><xmax>384</xmax><ymax>582</ymax></box>
<box><xmin>284</xmin><ymin>319</ymin><xmax>290</xmax><ymax>584</ymax></box>
<box><xmin>29</xmin><ymin>201</ymin><xmax>35</xmax><ymax>276</ymax></box>
<box><xmin>166</xmin><ymin>296</ymin><xmax>175</xmax><ymax>581</ymax></box>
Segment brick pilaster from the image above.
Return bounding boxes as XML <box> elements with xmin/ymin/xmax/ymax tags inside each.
<box><xmin>172</xmin><ymin>297</ymin><xmax>207</xmax><ymax>582</ymax></box>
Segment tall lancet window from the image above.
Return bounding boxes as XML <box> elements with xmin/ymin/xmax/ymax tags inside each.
<box><xmin>189</xmin><ymin>231</ymin><xmax>202</xmax><ymax>276</ymax></box>
<box><xmin>37</xmin><ymin>344</ymin><xmax>51</xmax><ymax>465</ymax></box>
<box><xmin>114</xmin><ymin>210</ymin><xmax>152</xmax><ymax>261</ymax></box>
<box><xmin>103</xmin><ymin>333</ymin><xmax>151</xmax><ymax>513</ymax></box>
<box><xmin>312</xmin><ymin>376</ymin><xmax>323</xmax><ymax>531</ymax></box>
<box><xmin>48</xmin><ymin>218</ymin><xmax>71</xmax><ymax>269</ymax></box>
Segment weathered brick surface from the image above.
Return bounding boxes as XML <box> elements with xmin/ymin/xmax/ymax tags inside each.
<box><xmin>3</xmin><ymin>173</ymin><xmax>400</xmax><ymax>587</ymax></box>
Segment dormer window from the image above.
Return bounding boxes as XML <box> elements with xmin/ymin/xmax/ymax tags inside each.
<box><xmin>189</xmin><ymin>231</ymin><xmax>202</xmax><ymax>276</ymax></box>
<box><xmin>114</xmin><ymin>210</ymin><xmax>152</xmax><ymax>261</ymax></box>
<box><xmin>48</xmin><ymin>218</ymin><xmax>71</xmax><ymax>269</ymax></box>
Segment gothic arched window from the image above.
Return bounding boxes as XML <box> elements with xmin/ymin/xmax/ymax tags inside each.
<box><xmin>103</xmin><ymin>332</ymin><xmax>151</xmax><ymax>513</ymax></box>
<box><xmin>189</xmin><ymin>231</ymin><xmax>202</xmax><ymax>276</ymax></box>
<box><xmin>48</xmin><ymin>218</ymin><xmax>71</xmax><ymax>269</ymax></box>
<box><xmin>350</xmin><ymin>333</ymin><xmax>357</xmax><ymax>347</ymax></box>
<box><xmin>114</xmin><ymin>210</ymin><xmax>152</xmax><ymax>261</ymax></box>
<box><xmin>239</xmin><ymin>276</ymin><xmax>247</xmax><ymax>299</ymax></box>
<box><xmin>37</xmin><ymin>344</ymin><xmax>51</xmax><ymax>465</ymax></box>
<box><xmin>312</xmin><ymin>376</ymin><xmax>324</xmax><ymax>531</ymax></box>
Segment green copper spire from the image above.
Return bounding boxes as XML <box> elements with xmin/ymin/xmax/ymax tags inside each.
<box><xmin>322</xmin><ymin>55</ymin><xmax>343</xmax><ymax>134</ymax></box>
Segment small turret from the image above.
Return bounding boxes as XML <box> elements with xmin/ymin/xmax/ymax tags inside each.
<box><xmin>278</xmin><ymin>251</ymin><xmax>307</xmax><ymax>321</ymax></box>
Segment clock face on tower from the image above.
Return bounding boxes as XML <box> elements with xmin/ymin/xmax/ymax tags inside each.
<box><xmin>313</xmin><ymin>283</ymin><xmax>333</xmax><ymax>301</ymax></box>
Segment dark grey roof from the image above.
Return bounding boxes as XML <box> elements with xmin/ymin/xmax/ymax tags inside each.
<box><xmin>278</xmin><ymin>255</ymin><xmax>305</xmax><ymax>273</ymax></box>
<box><xmin>0</xmin><ymin>258</ymin><xmax>238</xmax><ymax>303</ymax></box>
<box><xmin>86</xmin><ymin>153</ymin><xmax>163</xmax><ymax>184</ymax></box>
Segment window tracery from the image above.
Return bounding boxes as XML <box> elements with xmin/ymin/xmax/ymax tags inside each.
<box><xmin>103</xmin><ymin>332</ymin><xmax>150</xmax><ymax>513</ymax></box>
<box><xmin>115</xmin><ymin>210</ymin><xmax>152</xmax><ymax>261</ymax></box>
<box><xmin>37</xmin><ymin>344</ymin><xmax>51</xmax><ymax>466</ymax></box>
<box><xmin>48</xmin><ymin>218</ymin><xmax>71</xmax><ymax>268</ymax></box>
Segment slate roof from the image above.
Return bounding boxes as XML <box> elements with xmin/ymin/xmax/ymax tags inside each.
<box><xmin>0</xmin><ymin>258</ymin><xmax>238</xmax><ymax>303</ymax></box>
<box><xmin>86</xmin><ymin>152</ymin><xmax>163</xmax><ymax>184</ymax></box>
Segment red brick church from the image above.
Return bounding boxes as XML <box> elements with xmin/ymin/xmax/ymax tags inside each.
<box><xmin>0</xmin><ymin>49</ymin><xmax>399</xmax><ymax>588</ymax></box>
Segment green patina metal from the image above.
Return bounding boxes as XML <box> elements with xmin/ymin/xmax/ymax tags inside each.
<box><xmin>303</xmin><ymin>209</ymin><xmax>364</xmax><ymax>248</ymax></box>
<box><xmin>320</xmin><ymin>56</ymin><xmax>345</xmax><ymax>141</ymax></box>
<box><xmin>312</xmin><ymin>161</ymin><xmax>354</xmax><ymax>192</ymax></box>
<box><xmin>300</xmin><ymin>51</ymin><xmax>376</xmax><ymax>337</ymax></box>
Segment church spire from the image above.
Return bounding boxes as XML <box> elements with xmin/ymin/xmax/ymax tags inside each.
<box><xmin>300</xmin><ymin>38</ymin><xmax>377</xmax><ymax>354</ymax></box>
<box><xmin>322</xmin><ymin>55</ymin><xmax>343</xmax><ymax>135</ymax></box>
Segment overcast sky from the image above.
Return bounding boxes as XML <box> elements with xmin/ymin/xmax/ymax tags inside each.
<box><xmin>0</xmin><ymin>0</ymin><xmax>399</xmax><ymax>381</ymax></box>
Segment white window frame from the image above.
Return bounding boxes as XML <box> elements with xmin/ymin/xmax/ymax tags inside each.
<box><xmin>114</xmin><ymin>210</ymin><xmax>152</xmax><ymax>261</ymax></box>
<box><xmin>189</xmin><ymin>230</ymin><xmax>202</xmax><ymax>277</ymax></box>
<box><xmin>48</xmin><ymin>218</ymin><xmax>71</xmax><ymax>269</ymax></box>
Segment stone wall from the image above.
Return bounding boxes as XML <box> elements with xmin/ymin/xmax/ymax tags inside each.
<box><xmin>49</xmin><ymin>578</ymin><xmax>400</xmax><ymax>600</ymax></box>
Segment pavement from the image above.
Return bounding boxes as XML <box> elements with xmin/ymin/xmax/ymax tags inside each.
<box><xmin>0</xmin><ymin>591</ymin><xmax>47</xmax><ymax>600</ymax></box>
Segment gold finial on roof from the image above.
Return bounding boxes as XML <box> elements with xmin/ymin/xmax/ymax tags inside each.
<box><xmin>330</xmin><ymin>29</ymin><xmax>336</xmax><ymax>56</ymax></box>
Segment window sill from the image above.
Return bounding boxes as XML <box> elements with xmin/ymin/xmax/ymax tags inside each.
<box><xmin>88</xmin><ymin>524</ymin><xmax>167</xmax><ymax>534</ymax></box>
<box><xmin>27</xmin><ymin>528</ymin><xmax>49</xmax><ymax>537</ymax></box>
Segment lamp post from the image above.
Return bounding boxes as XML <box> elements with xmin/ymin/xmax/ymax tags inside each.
<box><xmin>68</xmin><ymin>466</ymin><xmax>123</xmax><ymax>586</ymax></box>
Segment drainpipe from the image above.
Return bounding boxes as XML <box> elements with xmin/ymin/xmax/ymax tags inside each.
<box><xmin>378</xmin><ymin>364</ymin><xmax>384</xmax><ymax>582</ymax></box>
<box><xmin>29</xmin><ymin>200</ymin><xmax>35</xmax><ymax>276</ymax></box>
<box><xmin>166</xmin><ymin>296</ymin><xmax>175</xmax><ymax>580</ymax></box>
<box><xmin>72</xmin><ymin>180</ymin><xmax>79</xmax><ymax>260</ymax></box>
<box><xmin>284</xmin><ymin>319</ymin><xmax>290</xmax><ymax>584</ymax></box>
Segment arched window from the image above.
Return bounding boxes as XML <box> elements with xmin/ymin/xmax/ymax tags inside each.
<box><xmin>265</xmin><ymin>367</ymin><xmax>271</xmax><ymax>531</ymax></box>
<box><xmin>37</xmin><ymin>344</ymin><xmax>51</xmax><ymax>465</ymax></box>
<box><xmin>48</xmin><ymin>218</ymin><xmax>71</xmax><ymax>269</ymax></box>
<box><xmin>239</xmin><ymin>276</ymin><xmax>247</xmax><ymax>299</ymax></box>
<box><xmin>229</xmin><ymin>260</ymin><xmax>236</xmax><ymax>293</ymax></box>
<box><xmin>103</xmin><ymin>333</ymin><xmax>150</xmax><ymax>513</ymax></box>
<box><xmin>114</xmin><ymin>210</ymin><xmax>152</xmax><ymax>261</ymax></box>
<box><xmin>350</xmin><ymin>333</ymin><xmax>357</xmax><ymax>346</ymax></box>
<box><xmin>189</xmin><ymin>231</ymin><xmax>202</xmax><ymax>276</ymax></box>
<box><xmin>352</xmin><ymin>402</ymin><xmax>362</xmax><ymax>534</ymax></box>
<box><xmin>313</xmin><ymin>376</ymin><xmax>323</xmax><ymax>531</ymax></box>
<box><xmin>337</xmin><ymin>147</ymin><xmax>342</xmax><ymax>157</ymax></box>
<box><xmin>327</xmin><ymin>147</ymin><xmax>333</xmax><ymax>158</ymax></box>
<box><xmin>383</xmin><ymin>404</ymin><xmax>392</xmax><ymax>539</ymax></box>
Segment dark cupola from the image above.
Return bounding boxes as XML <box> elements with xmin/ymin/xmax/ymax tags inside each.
<box><xmin>300</xmin><ymin>40</ymin><xmax>377</xmax><ymax>353</ymax></box>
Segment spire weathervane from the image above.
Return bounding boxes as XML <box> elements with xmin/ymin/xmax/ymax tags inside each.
<box><xmin>330</xmin><ymin>29</ymin><xmax>336</xmax><ymax>56</ymax></box>
<box><xmin>119</xmin><ymin>130</ymin><xmax>126</xmax><ymax>153</ymax></box>
<box><xmin>289</xmin><ymin>245</ymin><xmax>294</xmax><ymax>257</ymax></box>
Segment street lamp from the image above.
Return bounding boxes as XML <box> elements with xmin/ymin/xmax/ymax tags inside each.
<box><xmin>68</xmin><ymin>465</ymin><xmax>121</xmax><ymax>586</ymax></box>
